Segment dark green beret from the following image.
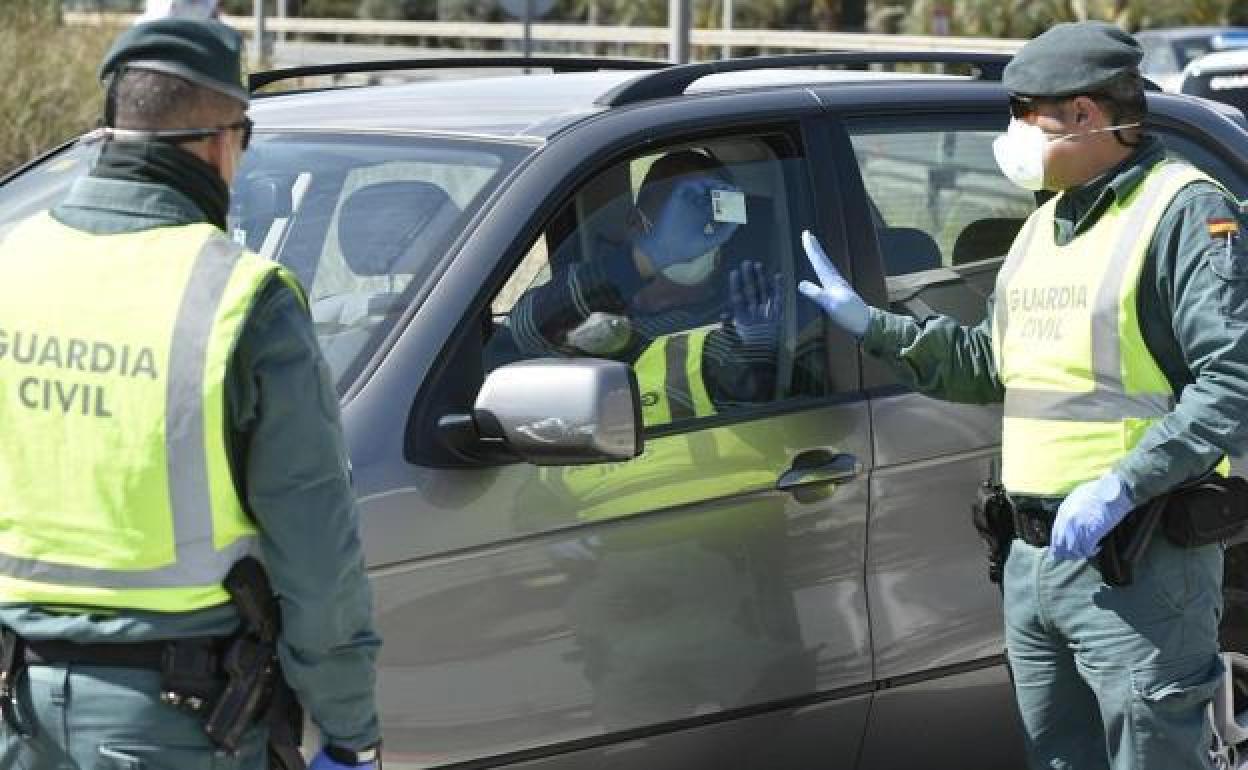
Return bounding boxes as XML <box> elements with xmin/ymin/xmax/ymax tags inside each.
<box><xmin>1003</xmin><ymin>21</ymin><xmax>1142</xmax><ymax>97</ymax></box>
<box><xmin>98</xmin><ymin>18</ymin><xmax>248</xmax><ymax>105</ymax></box>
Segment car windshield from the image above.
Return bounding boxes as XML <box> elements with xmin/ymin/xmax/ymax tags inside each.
<box><xmin>231</xmin><ymin>133</ymin><xmax>528</xmax><ymax>385</ymax></box>
<box><xmin>0</xmin><ymin>133</ymin><xmax>530</xmax><ymax>390</ymax></box>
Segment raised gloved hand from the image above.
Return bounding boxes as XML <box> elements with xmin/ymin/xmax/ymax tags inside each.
<box><xmin>635</xmin><ymin>177</ymin><xmax>741</xmax><ymax>270</ymax></box>
<box><xmin>310</xmin><ymin>748</ymin><xmax>378</xmax><ymax>770</ymax></box>
<box><xmin>1049</xmin><ymin>472</ymin><xmax>1135</xmax><ymax>561</ymax></box>
<box><xmin>797</xmin><ymin>230</ymin><xmax>869</xmax><ymax>338</ymax></box>
<box><xmin>727</xmin><ymin>260</ymin><xmax>783</xmax><ymax>349</ymax></box>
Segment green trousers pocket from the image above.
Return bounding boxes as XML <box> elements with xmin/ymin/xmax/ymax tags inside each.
<box><xmin>1131</xmin><ymin>653</ymin><xmax>1224</xmax><ymax>708</ymax></box>
<box><xmin>1127</xmin><ymin>653</ymin><xmax>1224</xmax><ymax>769</ymax></box>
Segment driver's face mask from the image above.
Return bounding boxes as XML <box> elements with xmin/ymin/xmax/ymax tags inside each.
<box><xmin>661</xmin><ymin>247</ymin><xmax>719</xmax><ymax>286</ymax></box>
<box><xmin>992</xmin><ymin>117</ymin><xmax>1141</xmax><ymax>191</ymax></box>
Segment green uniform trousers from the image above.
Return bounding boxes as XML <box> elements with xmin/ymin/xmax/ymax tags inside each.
<box><xmin>1004</xmin><ymin>535</ymin><xmax>1224</xmax><ymax>770</ymax></box>
<box><xmin>0</xmin><ymin>663</ymin><xmax>267</xmax><ymax>770</ymax></box>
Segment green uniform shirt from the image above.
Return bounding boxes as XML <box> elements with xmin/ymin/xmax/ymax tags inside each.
<box><xmin>0</xmin><ymin>175</ymin><xmax>381</xmax><ymax>749</ymax></box>
<box><xmin>862</xmin><ymin>136</ymin><xmax>1248</xmax><ymax>504</ymax></box>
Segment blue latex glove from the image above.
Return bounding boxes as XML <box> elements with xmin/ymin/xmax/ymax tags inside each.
<box><xmin>727</xmin><ymin>260</ymin><xmax>783</xmax><ymax>349</ymax></box>
<box><xmin>797</xmin><ymin>230</ymin><xmax>870</xmax><ymax>338</ymax></box>
<box><xmin>635</xmin><ymin>177</ymin><xmax>741</xmax><ymax>270</ymax></box>
<box><xmin>1049</xmin><ymin>472</ymin><xmax>1135</xmax><ymax>561</ymax></box>
<box><xmin>310</xmin><ymin>749</ymin><xmax>378</xmax><ymax>770</ymax></box>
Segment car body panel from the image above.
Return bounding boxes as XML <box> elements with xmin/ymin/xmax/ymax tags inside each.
<box><xmin>364</xmin><ymin>401</ymin><xmax>872</xmax><ymax>767</ymax></box>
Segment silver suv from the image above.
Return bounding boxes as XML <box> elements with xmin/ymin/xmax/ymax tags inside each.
<box><xmin>4</xmin><ymin>53</ymin><xmax>1248</xmax><ymax>770</ymax></box>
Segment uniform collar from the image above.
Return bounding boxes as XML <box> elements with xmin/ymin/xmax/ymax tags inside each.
<box><xmin>1056</xmin><ymin>136</ymin><xmax>1167</xmax><ymax>237</ymax></box>
<box><xmin>56</xmin><ymin>176</ymin><xmax>207</xmax><ymax>230</ymax></box>
<box><xmin>52</xmin><ymin>140</ymin><xmax>228</xmax><ymax>235</ymax></box>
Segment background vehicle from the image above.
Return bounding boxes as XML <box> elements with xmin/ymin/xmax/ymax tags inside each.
<box><xmin>4</xmin><ymin>53</ymin><xmax>1248</xmax><ymax>770</ymax></box>
<box><xmin>1182</xmin><ymin>48</ymin><xmax>1248</xmax><ymax>116</ymax></box>
<box><xmin>1139</xmin><ymin>26</ymin><xmax>1248</xmax><ymax>91</ymax></box>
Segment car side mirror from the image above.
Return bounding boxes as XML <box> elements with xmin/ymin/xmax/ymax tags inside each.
<box><xmin>439</xmin><ymin>358</ymin><xmax>643</xmax><ymax>466</ymax></box>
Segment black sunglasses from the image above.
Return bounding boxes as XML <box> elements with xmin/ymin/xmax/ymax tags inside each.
<box><xmin>111</xmin><ymin>115</ymin><xmax>254</xmax><ymax>151</ymax></box>
<box><xmin>1007</xmin><ymin>93</ymin><xmax>1105</xmax><ymax>120</ymax></box>
<box><xmin>1009</xmin><ymin>94</ymin><xmax>1058</xmax><ymax>119</ymax></box>
<box><xmin>205</xmin><ymin>116</ymin><xmax>253</xmax><ymax>151</ymax></box>
<box><xmin>219</xmin><ymin>116</ymin><xmax>254</xmax><ymax>151</ymax></box>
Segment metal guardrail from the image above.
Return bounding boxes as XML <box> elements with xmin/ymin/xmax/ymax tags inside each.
<box><xmin>63</xmin><ymin>11</ymin><xmax>1024</xmax><ymax>56</ymax></box>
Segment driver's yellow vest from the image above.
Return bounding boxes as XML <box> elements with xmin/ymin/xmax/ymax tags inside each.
<box><xmin>536</xmin><ymin>326</ymin><xmax>775</xmax><ymax>527</ymax></box>
<box><xmin>993</xmin><ymin>161</ymin><xmax>1226</xmax><ymax>496</ymax></box>
<box><xmin>633</xmin><ymin>328</ymin><xmax>715</xmax><ymax>426</ymax></box>
<box><xmin>0</xmin><ymin>213</ymin><xmax>300</xmax><ymax>612</ymax></box>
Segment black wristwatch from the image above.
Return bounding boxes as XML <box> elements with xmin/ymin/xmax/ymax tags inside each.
<box><xmin>324</xmin><ymin>742</ymin><xmax>382</xmax><ymax>767</ymax></box>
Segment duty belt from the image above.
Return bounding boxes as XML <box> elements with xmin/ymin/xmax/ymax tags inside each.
<box><xmin>0</xmin><ymin>627</ymin><xmax>227</xmax><ymax>737</ymax></box>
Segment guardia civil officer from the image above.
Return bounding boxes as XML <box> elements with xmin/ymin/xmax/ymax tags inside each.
<box><xmin>0</xmin><ymin>20</ymin><xmax>380</xmax><ymax>770</ymax></box>
<box><xmin>800</xmin><ymin>21</ymin><xmax>1248</xmax><ymax>770</ymax></box>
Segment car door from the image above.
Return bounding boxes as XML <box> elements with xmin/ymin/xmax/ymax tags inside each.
<box><xmin>826</xmin><ymin>108</ymin><xmax>1035</xmax><ymax>768</ymax></box>
<box><xmin>350</xmin><ymin>117</ymin><xmax>876</xmax><ymax>769</ymax></box>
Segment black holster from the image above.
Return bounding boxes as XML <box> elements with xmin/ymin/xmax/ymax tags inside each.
<box><xmin>161</xmin><ymin>558</ymin><xmax>305</xmax><ymax>768</ymax></box>
<box><xmin>0</xmin><ymin>629</ymin><xmax>27</xmax><ymax>737</ymax></box>
<box><xmin>1097</xmin><ymin>495</ymin><xmax>1167</xmax><ymax>587</ymax></box>
<box><xmin>972</xmin><ymin>481</ymin><xmax>1016</xmax><ymax>585</ymax></box>
<box><xmin>1097</xmin><ymin>474</ymin><xmax>1248</xmax><ymax>586</ymax></box>
<box><xmin>1161</xmin><ymin>474</ymin><xmax>1248</xmax><ymax>547</ymax></box>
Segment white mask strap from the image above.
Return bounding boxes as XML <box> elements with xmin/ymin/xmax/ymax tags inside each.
<box><xmin>1049</xmin><ymin>122</ymin><xmax>1142</xmax><ymax>143</ymax></box>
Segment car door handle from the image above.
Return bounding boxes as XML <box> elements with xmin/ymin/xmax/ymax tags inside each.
<box><xmin>776</xmin><ymin>450</ymin><xmax>861</xmax><ymax>492</ymax></box>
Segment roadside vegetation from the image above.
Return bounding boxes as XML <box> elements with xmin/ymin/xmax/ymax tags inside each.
<box><xmin>0</xmin><ymin>0</ymin><xmax>116</xmax><ymax>176</ymax></box>
<box><xmin>221</xmin><ymin>0</ymin><xmax>1248</xmax><ymax>37</ymax></box>
<box><xmin>5</xmin><ymin>0</ymin><xmax>1247</xmax><ymax>173</ymax></box>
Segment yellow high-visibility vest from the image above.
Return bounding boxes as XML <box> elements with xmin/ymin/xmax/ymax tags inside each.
<box><xmin>0</xmin><ymin>213</ymin><xmax>301</xmax><ymax>612</ymax></box>
<box><xmin>993</xmin><ymin>161</ymin><xmax>1226</xmax><ymax>496</ymax></box>
<box><xmin>633</xmin><ymin>328</ymin><xmax>716</xmax><ymax>427</ymax></box>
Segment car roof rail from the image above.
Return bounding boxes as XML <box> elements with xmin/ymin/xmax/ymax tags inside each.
<box><xmin>250</xmin><ymin>56</ymin><xmax>665</xmax><ymax>93</ymax></box>
<box><xmin>594</xmin><ymin>51</ymin><xmax>1012</xmax><ymax>107</ymax></box>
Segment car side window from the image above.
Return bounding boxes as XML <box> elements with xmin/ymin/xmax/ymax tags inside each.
<box><xmin>847</xmin><ymin>119</ymin><xmax>1037</xmax><ymax>325</ymax></box>
<box><xmin>484</xmin><ymin>130</ymin><xmax>833</xmax><ymax>433</ymax></box>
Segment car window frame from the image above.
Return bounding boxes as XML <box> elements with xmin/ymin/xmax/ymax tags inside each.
<box><xmin>488</xmin><ymin>120</ymin><xmax>859</xmax><ymax>440</ymax></box>
<box><xmin>831</xmin><ymin>100</ymin><xmax>1248</xmax><ymax>391</ymax></box>
<box><xmin>405</xmin><ymin>113</ymin><xmax>875</xmax><ymax>467</ymax></box>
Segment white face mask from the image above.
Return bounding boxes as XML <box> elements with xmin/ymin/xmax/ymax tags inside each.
<box><xmin>992</xmin><ymin>117</ymin><xmax>1142</xmax><ymax>191</ymax></box>
<box><xmin>661</xmin><ymin>248</ymin><xmax>718</xmax><ymax>286</ymax></box>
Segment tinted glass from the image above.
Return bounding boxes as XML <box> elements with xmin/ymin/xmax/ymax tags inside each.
<box><xmin>485</xmin><ymin>131</ymin><xmax>831</xmax><ymax>433</ymax></box>
<box><xmin>849</xmin><ymin>119</ymin><xmax>1036</xmax><ymax>324</ymax></box>
<box><xmin>0</xmin><ymin>134</ymin><xmax>528</xmax><ymax>389</ymax></box>
<box><xmin>230</xmin><ymin>134</ymin><xmax>526</xmax><ymax>384</ymax></box>
<box><xmin>0</xmin><ymin>143</ymin><xmax>97</xmax><ymax>241</ymax></box>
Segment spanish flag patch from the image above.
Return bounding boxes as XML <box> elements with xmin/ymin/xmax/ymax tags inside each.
<box><xmin>1208</xmin><ymin>217</ymin><xmax>1240</xmax><ymax>237</ymax></box>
